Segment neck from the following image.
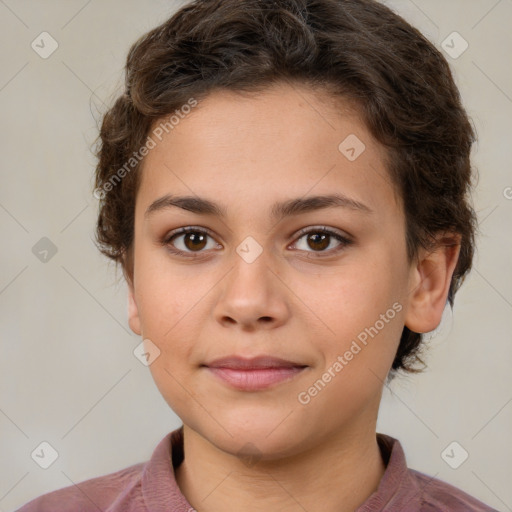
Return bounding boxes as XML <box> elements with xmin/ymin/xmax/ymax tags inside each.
<box><xmin>175</xmin><ymin>418</ymin><xmax>386</xmax><ymax>512</ymax></box>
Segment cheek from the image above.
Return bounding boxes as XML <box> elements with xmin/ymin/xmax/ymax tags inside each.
<box><xmin>295</xmin><ymin>258</ymin><xmax>404</xmax><ymax>367</ymax></box>
<box><xmin>296</xmin><ymin>261</ymin><xmax>396</xmax><ymax>323</ymax></box>
<box><xmin>133</xmin><ymin>259</ymin><xmax>213</xmax><ymax>365</ymax></box>
<box><xmin>134</xmin><ymin>258</ymin><xmax>201</xmax><ymax>332</ymax></box>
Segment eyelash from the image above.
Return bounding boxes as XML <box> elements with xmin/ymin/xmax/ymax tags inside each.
<box><xmin>161</xmin><ymin>226</ymin><xmax>353</xmax><ymax>259</ymax></box>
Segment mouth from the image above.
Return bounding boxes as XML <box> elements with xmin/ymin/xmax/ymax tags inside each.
<box><xmin>202</xmin><ymin>355</ymin><xmax>309</xmax><ymax>391</ymax></box>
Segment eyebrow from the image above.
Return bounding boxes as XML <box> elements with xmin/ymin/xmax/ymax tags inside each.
<box><xmin>144</xmin><ymin>192</ymin><xmax>374</xmax><ymax>222</ymax></box>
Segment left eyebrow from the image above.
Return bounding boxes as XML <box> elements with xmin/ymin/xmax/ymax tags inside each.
<box><xmin>144</xmin><ymin>193</ymin><xmax>374</xmax><ymax>221</ymax></box>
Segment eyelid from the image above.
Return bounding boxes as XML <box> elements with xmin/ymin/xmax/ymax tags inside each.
<box><xmin>291</xmin><ymin>225</ymin><xmax>352</xmax><ymax>243</ymax></box>
<box><xmin>163</xmin><ymin>225</ymin><xmax>216</xmax><ymax>240</ymax></box>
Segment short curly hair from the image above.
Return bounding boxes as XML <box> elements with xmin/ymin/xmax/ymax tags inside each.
<box><xmin>93</xmin><ymin>0</ymin><xmax>478</xmax><ymax>379</ymax></box>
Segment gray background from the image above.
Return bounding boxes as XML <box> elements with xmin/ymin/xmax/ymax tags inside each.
<box><xmin>1</xmin><ymin>0</ymin><xmax>511</xmax><ymax>510</ymax></box>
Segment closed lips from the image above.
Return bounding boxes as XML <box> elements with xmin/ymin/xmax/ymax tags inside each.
<box><xmin>203</xmin><ymin>357</ymin><xmax>309</xmax><ymax>391</ymax></box>
<box><xmin>203</xmin><ymin>356</ymin><xmax>308</xmax><ymax>370</ymax></box>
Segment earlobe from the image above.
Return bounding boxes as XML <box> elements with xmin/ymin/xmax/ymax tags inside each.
<box><xmin>127</xmin><ymin>283</ymin><xmax>142</xmax><ymax>336</ymax></box>
<box><xmin>404</xmin><ymin>234</ymin><xmax>461</xmax><ymax>334</ymax></box>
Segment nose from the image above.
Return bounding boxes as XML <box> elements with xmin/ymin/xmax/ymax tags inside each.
<box><xmin>212</xmin><ymin>248</ymin><xmax>291</xmax><ymax>331</ymax></box>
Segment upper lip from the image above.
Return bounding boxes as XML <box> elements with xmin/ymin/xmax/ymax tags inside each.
<box><xmin>203</xmin><ymin>355</ymin><xmax>308</xmax><ymax>370</ymax></box>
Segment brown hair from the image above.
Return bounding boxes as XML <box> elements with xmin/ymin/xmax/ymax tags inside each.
<box><xmin>93</xmin><ymin>0</ymin><xmax>478</xmax><ymax>379</ymax></box>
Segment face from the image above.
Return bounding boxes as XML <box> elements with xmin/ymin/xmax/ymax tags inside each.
<box><xmin>127</xmin><ymin>83</ymin><xmax>428</xmax><ymax>459</ymax></box>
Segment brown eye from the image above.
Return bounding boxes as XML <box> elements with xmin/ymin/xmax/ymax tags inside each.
<box><xmin>292</xmin><ymin>227</ymin><xmax>352</xmax><ymax>256</ymax></box>
<box><xmin>164</xmin><ymin>227</ymin><xmax>220</xmax><ymax>256</ymax></box>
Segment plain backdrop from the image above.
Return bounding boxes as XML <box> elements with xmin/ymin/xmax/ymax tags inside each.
<box><xmin>1</xmin><ymin>1</ymin><xmax>511</xmax><ymax>511</ymax></box>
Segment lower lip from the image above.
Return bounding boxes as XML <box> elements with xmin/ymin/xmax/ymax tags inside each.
<box><xmin>206</xmin><ymin>366</ymin><xmax>307</xmax><ymax>391</ymax></box>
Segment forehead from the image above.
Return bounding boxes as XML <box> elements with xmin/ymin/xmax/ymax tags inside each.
<box><xmin>136</xmin><ymin>83</ymin><xmax>401</xmax><ymax>221</ymax></box>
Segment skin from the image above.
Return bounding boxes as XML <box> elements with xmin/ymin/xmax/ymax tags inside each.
<box><xmin>126</xmin><ymin>82</ymin><xmax>460</xmax><ymax>512</ymax></box>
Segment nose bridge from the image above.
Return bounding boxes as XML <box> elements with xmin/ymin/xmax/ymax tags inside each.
<box><xmin>232</xmin><ymin>242</ymin><xmax>272</xmax><ymax>292</ymax></box>
<box><xmin>213</xmin><ymin>239</ymin><xmax>289</xmax><ymax>328</ymax></box>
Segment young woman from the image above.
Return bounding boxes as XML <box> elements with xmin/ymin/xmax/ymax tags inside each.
<box><xmin>17</xmin><ymin>0</ymin><xmax>498</xmax><ymax>510</ymax></box>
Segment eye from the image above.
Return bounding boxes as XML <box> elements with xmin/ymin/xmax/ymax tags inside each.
<box><xmin>291</xmin><ymin>226</ymin><xmax>352</xmax><ymax>256</ymax></box>
<box><xmin>163</xmin><ymin>227</ymin><xmax>221</xmax><ymax>256</ymax></box>
<box><xmin>162</xmin><ymin>225</ymin><xmax>352</xmax><ymax>259</ymax></box>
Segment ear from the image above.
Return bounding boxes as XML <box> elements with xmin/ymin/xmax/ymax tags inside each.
<box><xmin>404</xmin><ymin>233</ymin><xmax>461</xmax><ymax>334</ymax></box>
<box><xmin>127</xmin><ymin>279</ymin><xmax>142</xmax><ymax>336</ymax></box>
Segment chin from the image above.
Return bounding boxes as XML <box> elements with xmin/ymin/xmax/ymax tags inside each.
<box><xmin>211</xmin><ymin>419</ymin><xmax>309</xmax><ymax>462</ymax></box>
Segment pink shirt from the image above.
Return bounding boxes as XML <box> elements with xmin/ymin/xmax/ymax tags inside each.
<box><xmin>16</xmin><ymin>426</ymin><xmax>498</xmax><ymax>511</ymax></box>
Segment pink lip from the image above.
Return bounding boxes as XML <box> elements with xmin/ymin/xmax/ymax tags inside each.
<box><xmin>203</xmin><ymin>355</ymin><xmax>308</xmax><ymax>391</ymax></box>
<box><xmin>206</xmin><ymin>366</ymin><xmax>306</xmax><ymax>391</ymax></box>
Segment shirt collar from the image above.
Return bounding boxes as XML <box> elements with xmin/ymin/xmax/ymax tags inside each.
<box><xmin>141</xmin><ymin>425</ymin><xmax>191</xmax><ymax>511</ymax></box>
<box><xmin>356</xmin><ymin>433</ymin><xmax>420</xmax><ymax>511</ymax></box>
<box><xmin>141</xmin><ymin>426</ymin><xmax>416</xmax><ymax>512</ymax></box>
